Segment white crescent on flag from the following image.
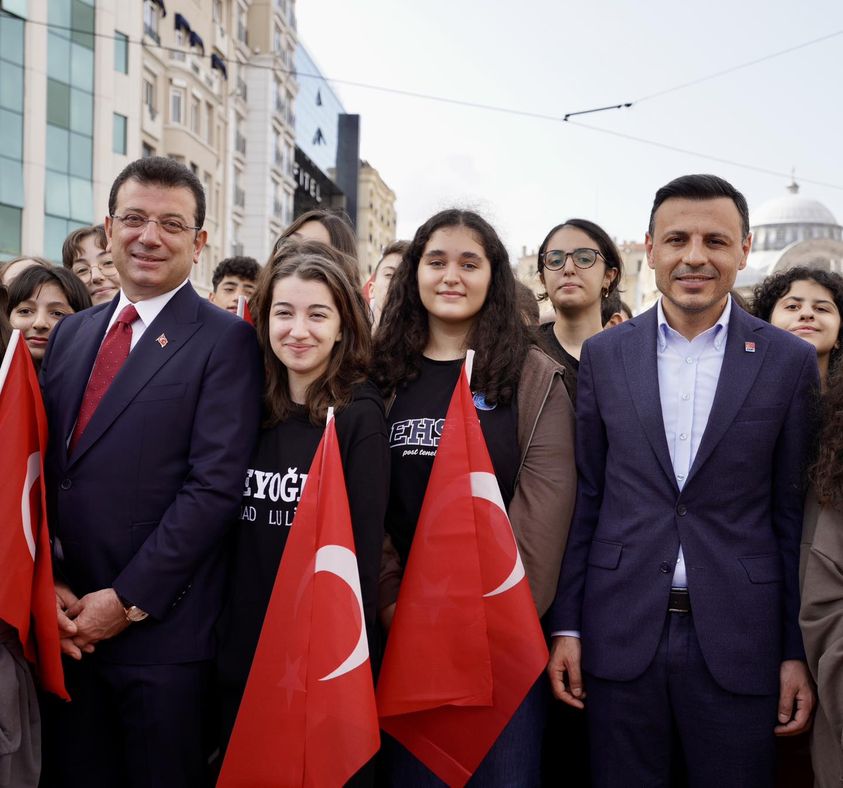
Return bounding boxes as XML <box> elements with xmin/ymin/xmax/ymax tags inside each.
<box><xmin>314</xmin><ymin>544</ymin><xmax>369</xmax><ymax>681</ymax></box>
<box><xmin>21</xmin><ymin>452</ymin><xmax>39</xmax><ymax>561</ymax></box>
<box><xmin>470</xmin><ymin>471</ymin><xmax>525</xmax><ymax>598</ymax></box>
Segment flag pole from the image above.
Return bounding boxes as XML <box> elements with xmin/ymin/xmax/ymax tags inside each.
<box><xmin>464</xmin><ymin>348</ymin><xmax>475</xmax><ymax>387</ymax></box>
<box><xmin>0</xmin><ymin>329</ymin><xmax>22</xmax><ymax>394</ymax></box>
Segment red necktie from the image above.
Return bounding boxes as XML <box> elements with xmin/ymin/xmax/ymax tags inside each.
<box><xmin>69</xmin><ymin>304</ymin><xmax>139</xmax><ymax>453</ymax></box>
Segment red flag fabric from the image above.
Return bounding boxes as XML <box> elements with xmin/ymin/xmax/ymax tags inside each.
<box><xmin>376</xmin><ymin>355</ymin><xmax>548</xmax><ymax>786</ymax></box>
<box><xmin>236</xmin><ymin>295</ymin><xmax>254</xmax><ymax>325</ymax></box>
<box><xmin>218</xmin><ymin>413</ymin><xmax>379</xmax><ymax>787</ymax></box>
<box><xmin>0</xmin><ymin>331</ymin><xmax>68</xmax><ymax>699</ymax></box>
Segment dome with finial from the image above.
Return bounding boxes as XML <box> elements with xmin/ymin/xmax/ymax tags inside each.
<box><xmin>751</xmin><ymin>180</ymin><xmax>840</xmax><ymax>251</ymax></box>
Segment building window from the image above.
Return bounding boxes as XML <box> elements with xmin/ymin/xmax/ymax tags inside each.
<box><xmin>205</xmin><ymin>103</ymin><xmax>214</xmax><ymax>144</ymax></box>
<box><xmin>142</xmin><ymin>142</ymin><xmax>155</xmax><ymax>158</ymax></box>
<box><xmin>213</xmin><ymin>0</ymin><xmax>224</xmax><ymax>23</ymax></box>
<box><xmin>113</xmin><ymin>113</ymin><xmax>127</xmax><ymax>154</ymax></box>
<box><xmin>191</xmin><ymin>94</ymin><xmax>201</xmax><ymax>134</ymax></box>
<box><xmin>143</xmin><ymin>77</ymin><xmax>157</xmax><ymax>116</ymax></box>
<box><xmin>273</xmin><ymin>26</ymin><xmax>282</xmax><ymax>55</ymax></box>
<box><xmin>114</xmin><ymin>31</ymin><xmax>129</xmax><ymax>73</ymax></box>
<box><xmin>143</xmin><ymin>0</ymin><xmax>160</xmax><ymax>43</ymax></box>
<box><xmin>170</xmin><ymin>87</ymin><xmax>184</xmax><ymax>124</ymax></box>
<box><xmin>237</xmin><ymin>4</ymin><xmax>248</xmax><ymax>45</ymax></box>
<box><xmin>172</xmin><ymin>29</ymin><xmax>187</xmax><ymax>61</ymax></box>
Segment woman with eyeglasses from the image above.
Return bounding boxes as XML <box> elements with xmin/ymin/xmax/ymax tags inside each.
<box><xmin>536</xmin><ymin>219</ymin><xmax>624</xmax><ymax>403</ymax></box>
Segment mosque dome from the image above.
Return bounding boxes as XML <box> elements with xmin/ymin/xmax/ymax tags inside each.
<box><xmin>750</xmin><ymin>181</ymin><xmax>841</xmax><ymax>252</ymax></box>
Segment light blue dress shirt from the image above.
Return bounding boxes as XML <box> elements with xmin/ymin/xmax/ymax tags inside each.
<box><xmin>657</xmin><ymin>295</ymin><xmax>732</xmax><ymax>588</ymax></box>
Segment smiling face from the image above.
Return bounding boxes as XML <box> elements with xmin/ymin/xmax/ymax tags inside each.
<box><xmin>71</xmin><ymin>234</ymin><xmax>121</xmax><ymax>305</ymax></box>
<box><xmin>9</xmin><ymin>282</ymin><xmax>75</xmax><ymax>361</ymax></box>
<box><xmin>269</xmin><ymin>275</ymin><xmax>342</xmax><ymax>400</ymax></box>
<box><xmin>417</xmin><ymin>225</ymin><xmax>492</xmax><ymax>334</ymax></box>
<box><xmin>647</xmin><ymin>197</ymin><xmax>751</xmax><ymax>336</ymax></box>
<box><xmin>540</xmin><ymin>226</ymin><xmax>617</xmax><ymax>315</ymax></box>
<box><xmin>770</xmin><ymin>278</ymin><xmax>841</xmax><ymax>361</ymax></box>
<box><xmin>105</xmin><ymin>179</ymin><xmax>207</xmax><ymax>301</ymax></box>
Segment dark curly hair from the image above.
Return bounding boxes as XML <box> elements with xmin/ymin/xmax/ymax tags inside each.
<box><xmin>251</xmin><ymin>239</ymin><xmax>371</xmax><ymax>426</ymax></box>
<box><xmin>536</xmin><ymin>218</ymin><xmax>624</xmax><ymax>304</ymax></box>
<box><xmin>371</xmin><ymin>208</ymin><xmax>531</xmax><ymax>405</ymax></box>
<box><xmin>751</xmin><ymin>267</ymin><xmax>843</xmax><ymax>373</ymax></box>
<box><xmin>811</xmin><ymin>367</ymin><xmax>843</xmax><ymax>508</ymax></box>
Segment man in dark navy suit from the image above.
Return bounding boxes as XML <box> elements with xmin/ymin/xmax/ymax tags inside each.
<box><xmin>39</xmin><ymin>157</ymin><xmax>262</xmax><ymax>788</ymax></box>
<box><xmin>547</xmin><ymin>175</ymin><xmax>818</xmax><ymax>787</ymax></box>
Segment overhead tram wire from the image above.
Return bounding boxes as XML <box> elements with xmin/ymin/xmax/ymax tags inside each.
<box><xmin>21</xmin><ymin>16</ymin><xmax>843</xmax><ymax>192</ymax></box>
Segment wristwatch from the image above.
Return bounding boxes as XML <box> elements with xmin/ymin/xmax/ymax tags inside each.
<box><xmin>115</xmin><ymin>592</ymin><xmax>149</xmax><ymax>623</ymax></box>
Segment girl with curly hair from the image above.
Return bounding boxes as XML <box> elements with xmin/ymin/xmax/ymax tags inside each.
<box><xmin>372</xmin><ymin>209</ymin><xmax>576</xmax><ymax>784</ymax></box>
<box><xmin>752</xmin><ymin>267</ymin><xmax>843</xmax><ymax>389</ymax></box>
<box><xmin>215</xmin><ymin>240</ymin><xmax>388</xmax><ymax>780</ymax></box>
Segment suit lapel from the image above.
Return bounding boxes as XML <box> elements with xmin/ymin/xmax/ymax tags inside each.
<box><xmin>622</xmin><ymin>307</ymin><xmax>678</xmax><ymax>490</ymax></box>
<box><xmin>687</xmin><ymin>307</ymin><xmax>766</xmax><ymax>482</ymax></box>
<box><xmin>69</xmin><ymin>286</ymin><xmax>203</xmax><ymax>464</ymax></box>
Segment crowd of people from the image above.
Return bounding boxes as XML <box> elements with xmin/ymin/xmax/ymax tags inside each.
<box><xmin>1</xmin><ymin>156</ymin><xmax>842</xmax><ymax>788</ymax></box>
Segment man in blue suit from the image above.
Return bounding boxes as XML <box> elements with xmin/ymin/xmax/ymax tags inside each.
<box><xmin>547</xmin><ymin>175</ymin><xmax>818</xmax><ymax>786</ymax></box>
<box><xmin>39</xmin><ymin>157</ymin><xmax>262</xmax><ymax>787</ymax></box>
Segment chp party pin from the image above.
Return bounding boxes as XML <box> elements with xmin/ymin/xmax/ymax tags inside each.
<box><xmin>744</xmin><ymin>341</ymin><xmax>756</xmax><ymax>353</ymax></box>
<box><xmin>156</xmin><ymin>333</ymin><xmax>169</xmax><ymax>349</ymax></box>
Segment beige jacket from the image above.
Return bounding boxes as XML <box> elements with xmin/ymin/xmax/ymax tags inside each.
<box><xmin>379</xmin><ymin>347</ymin><xmax>577</xmax><ymax>618</ymax></box>
<box><xmin>799</xmin><ymin>489</ymin><xmax>843</xmax><ymax>788</ymax></box>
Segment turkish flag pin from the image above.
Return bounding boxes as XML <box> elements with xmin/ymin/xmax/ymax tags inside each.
<box><xmin>744</xmin><ymin>341</ymin><xmax>756</xmax><ymax>353</ymax></box>
<box><xmin>156</xmin><ymin>334</ymin><xmax>169</xmax><ymax>348</ymax></box>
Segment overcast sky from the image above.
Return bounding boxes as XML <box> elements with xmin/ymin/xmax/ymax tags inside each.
<box><xmin>296</xmin><ymin>0</ymin><xmax>843</xmax><ymax>259</ymax></box>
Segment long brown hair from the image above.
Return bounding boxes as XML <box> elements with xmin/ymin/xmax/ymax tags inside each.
<box><xmin>252</xmin><ymin>239</ymin><xmax>371</xmax><ymax>426</ymax></box>
<box><xmin>371</xmin><ymin>208</ymin><xmax>531</xmax><ymax>405</ymax></box>
<box><xmin>811</xmin><ymin>367</ymin><xmax>843</xmax><ymax>508</ymax></box>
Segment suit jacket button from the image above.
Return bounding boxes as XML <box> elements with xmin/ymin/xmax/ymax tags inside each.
<box><xmin>676</xmin><ymin>504</ymin><xmax>687</xmax><ymax>516</ymax></box>
<box><xmin>60</xmin><ymin>479</ymin><xmax>72</xmax><ymax>490</ymax></box>
<box><xmin>659</xmin><ymin>561</ymin><xmax>672</xmax><ymax>573</ymax></box>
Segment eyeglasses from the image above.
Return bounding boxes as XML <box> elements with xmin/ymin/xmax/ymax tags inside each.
<box><xmin>72</xmin><ymin>261</ymin><xmax>118</xmax><ymax>282</ymax></box>
<box><xmin>540</xmin><ymin>248</ymin><xmax>604</xmax><ymax>270</ymax></box>
<box><xmin>111</xmin><ymin>213</ymin><xmax>201</xmax><ymax>235</ymax></box>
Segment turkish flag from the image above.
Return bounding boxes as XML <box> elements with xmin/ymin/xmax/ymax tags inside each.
<box><xmin>376</xmin><ymin>353</ymin><xmax>548</xmax><ymax>787</ymax></box>
<box><xmin>0</xmin><ymin>331</ymin><xmax>68</xmax><ymax>699</ymax></box>
<box><xmin>218</xmin><ymin>413</ymin><xmax>379</xmax><ymax>787</ymax></box>
<box><xmin>236</xmin><ymin>295</ymin><xmax>254</xmax><ymax>325</ymax></box>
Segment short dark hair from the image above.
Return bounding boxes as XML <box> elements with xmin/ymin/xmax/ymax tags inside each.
<box><xmin>600</xmin><ymin>288</ymin><xmax>623</xmax><ymax>326</ymax></box>
<box><xmin>62</xmin><ymin>225</ymin><xmax>107</xmax><ymax>269</ymax></box>
<box><xmin>211</xmin><ymin>256</ymin><xmax>260</xmax><ymax>291</ymax></box>
<box><xmin>374</xmin><ymin>240</ymin><xmax>409</xmax><ymax>275</ymax></box>
<box><xmin>536</xmin><ymin>218</ymin><xmax>624</xmax><ymax>301</ymax></box>
<box><xmin>108</xmin><ymin>157</ymin><xmax>206</xmax><ymax>228</ymax></box>
<box><xmin>6</xmin><ymin>264</ymin><xmax>92</xmax><ymax>316</ymax></box>
<box><xmin>648</xmin><ymin>174</ymin><xmax>750</xmax><ymax>239</ymax></box>
<box><xmin>752</xmin><ymin>266</ymin><xmax>843</xmax><ymax>371</ymax></box>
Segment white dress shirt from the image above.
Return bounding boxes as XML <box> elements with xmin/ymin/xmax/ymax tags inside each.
<box><xmin>105</xmin><ymin>279</ymin><xmax>190</xmax><ymax>350</ymax></box>
<box><xmin>657</xmin><ymin>295</ymin><xmax>731</xmax><ymax>588</ymax></box>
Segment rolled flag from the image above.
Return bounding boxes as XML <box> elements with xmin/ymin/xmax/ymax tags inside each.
<box><xmin>0</xmin><ymin>331</ymin><xmax>68</xmax><ymax>699</ymax></box>
<box><xmin>376</xmin><ymin>349</ymin><xmax>548</xmax><ymax>786</ymax></box>
<box><xmin>218</xmin><ymin>408</ymin><xmax>379</xmax><ymax>787</ymax></box>
<box><xmin>236</xmin><ymin>294</ymin><xmax>254</xmax><ymax>325</ymax></box>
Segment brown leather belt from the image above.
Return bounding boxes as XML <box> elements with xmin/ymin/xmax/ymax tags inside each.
<box><xmin>668</xmin><ymin>588</ymin><xmax>691</xmax><ymax>614</ymax></box>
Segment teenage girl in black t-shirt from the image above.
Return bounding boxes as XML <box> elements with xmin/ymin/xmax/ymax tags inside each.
<box><xmin>372</xmin><ymin>209</ymin><xmax>577</xmax><ymax>787</ymax></box>
<box><xmin>214</xmin><ymin>240</ymin><xmax>389</xmax><ymax>772</ymax></box>
<box><xmin>535</xmin><ymin>218</ymin><xmax>624</xmax><ymax>405</ymax></box>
